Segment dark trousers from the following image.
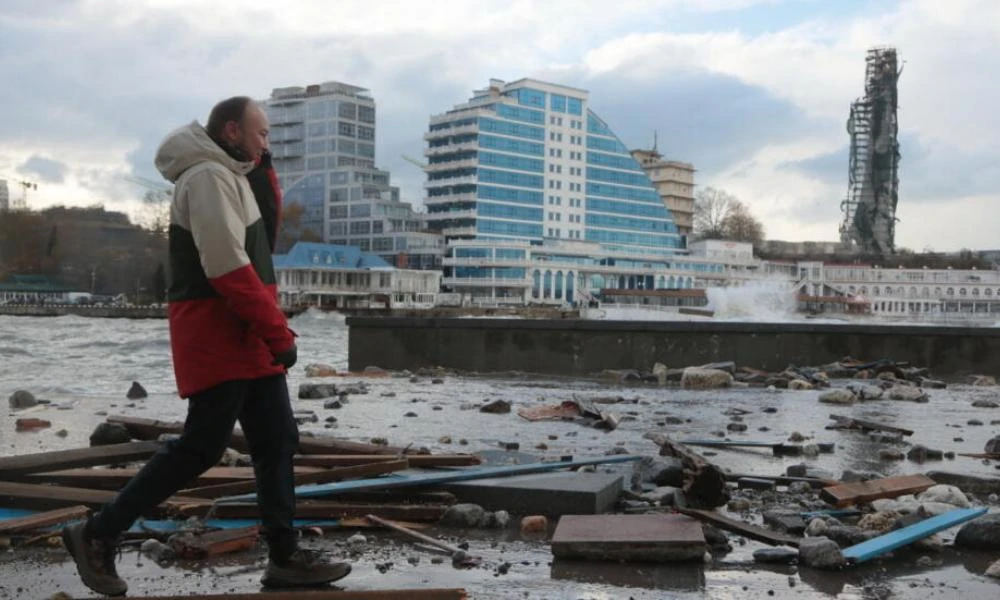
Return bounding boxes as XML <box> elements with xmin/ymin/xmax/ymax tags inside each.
<box><xmin>87</xmin><ymin>374</ymin><xmax>300</xmax><ymax>560</ymax></box>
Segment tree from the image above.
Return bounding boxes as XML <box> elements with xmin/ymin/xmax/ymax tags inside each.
<box><xmin>722</xmin><ymin>201</ymin><xmax>765</xmax><ymax>247</ymax></box>
<box><xmin>693</xmin><ymin>187</ymin><xmax>736</xmax><ymax>239</ymax></box>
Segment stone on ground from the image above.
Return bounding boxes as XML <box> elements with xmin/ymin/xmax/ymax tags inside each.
<box><xmin>680</xmin><ymin>367</ymin><xmax>733</xmax><ymax>390</ymax></box>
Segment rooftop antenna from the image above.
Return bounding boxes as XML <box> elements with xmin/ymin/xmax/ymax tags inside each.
<box><xmin>652</xmin><ymin>130</ymin><xmax>659</xmax><ymax>154</ymax></box>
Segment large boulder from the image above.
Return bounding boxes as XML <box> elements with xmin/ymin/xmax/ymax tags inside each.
<box><xmin>985</xmin><ymin>437</ymin><xmax>1000</xmax><ymax>454</ymax></box>
<box><xmin>955</xmin><ymin>514</ymin><xmax>1000</xmax><ymax>551</ymax></box>
<box><xmin>126</xmin><ymin>381</ymin><xmax>147</xmax><ymax>400</ymax></box>
<box><xmin>298</xmin><ymin>383</ymin><xmax>339</xmax><ymax>399</ymax></box>
<box><xmin>798</xmin><ymin>536</ymin><xmax>846</xmax><ymax>569</ymax></box>
<box><xmin>680</xmin><ymin>367</ymin><xmax>733</xmax><ymax>390</ymax></box>
<box><xmin>917</xmin><ymin>484</ymin><xmax>970</xmax><ymax>508</ymax></box>
<box><xmin>845</xmin><ymin>381</ymin><xmax>884</xmax><ymax>400</ymax></box>
<box><xmin>89</xmin><ymin>422</ymin><xmax>132</xmax><ymax>447</ymax></box>
<box><xmin>8</xmin><ymin>390</ymin><xmax>37</xmax><ymax>410</ymax></box>
<box><xmin>889</xmin><ymin>385</ymin><xmax>929</xmax><ymax>403</ymax></box>
<box><xmin>818</xmin><ymin>389</ymin><xmax>857</xmax><ymax>405</ymax></box>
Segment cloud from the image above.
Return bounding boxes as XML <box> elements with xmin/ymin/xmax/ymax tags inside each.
<box><xmin>17</xmin><ymin>155</ymin><xmax>69</xmax><ymax>183</ymax></box>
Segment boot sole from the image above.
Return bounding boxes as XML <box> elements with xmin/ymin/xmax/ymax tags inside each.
<box><xmin>62</xmin><ymin>526</ymin><xmax>128</xmax><ymax>597</ymax></box>
<box><xmin>261</xmin><ymin>563</ymin><xmax>352</xmax><ymax>588</ymax></box>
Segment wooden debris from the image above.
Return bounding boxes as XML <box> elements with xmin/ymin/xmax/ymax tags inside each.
<box><xmin>180</xmin><ymin>460</ymin><xmax>409</xmax><ymax>499</ymax></box>
<box><xmin>17</xmin><ymin>466</ymin><xmax>326</xmax><ymax>489</ymax></box>
<box><xmin>0</xmin><ymin>441</ymin><xmax>161</xmax><ymax>478</ymax></box>
<box><xmin>643</xmin><ymin>433</ymin><xmax>728</xmax><ymax>508</ymax></box>
<box><xmin>14</xmin><ymin>418</ymin><xmax>51</xmax><ymax>431</ymax></box>
<box><xmin>0</xmin><ymin>481</ymin><xmax>207</xmax><ymax>514</ymax></box>
<box><xmin>841</xmin><ymin>507</ymin><xmax>988</xmax><ymax>564</ymax></box>
<box><xmin>169</xmin><ymin>526</ymin><xmax>259</xmax><ymax>559</ymax></box>
<box><xmin>826</xmin><ymin>414</ymin><xmax>914</xmax><ymax>436</ymax></box>
<box><xmin>198</xmin><ymin>501</ymin><xmax>448</xmax><ymax>523</ymax></box>
<box><xmin>295</xmin><ymin>454</ymin><xmax>482</xmax><ymax>468</ymax></box>
<box><xmin>0</xmin><ymin>505</ymin><xmax>89</xmax><ymax>534</ymax></box>
<box><xmin>551</xmin><ymin>514</ymin><xmax>707</xmax><ymax>562</ymax></box>
<box><xmin>112</xmin><ymin>589</ymin><xmax>468</xmax><ymax>599</ymax></box>
<box><xmin>820</xmin><ymin>474</ymin><xmax>936</xmax><ymax>508</ymax></box>
<box><xmin>723</xmin><ymin>472</ymin><xmax>838</xmax><ymax>489</ymax></box>
<box><xmin>366</xmin><ymin>514</ymin><xmax>481</xmax><ymax>567</ymax></box>
<box><xmin>517</xmin><ymin>401</ymin><xmax>582</xmax><ymax>422</ymax></box>
<box><xmin>677</xmin><ymin>439</ymin><xmax>804</xmax><ymax>456</ymax></box>
<box><xmin>957</xmin><ymin>453</ymin><xmax>1000</xmax><ymax>461</ymax></box>
<box><xmin>677</xmin><ymin>508</ymin><xmax>801</xmax><ymax>547</ymax></box>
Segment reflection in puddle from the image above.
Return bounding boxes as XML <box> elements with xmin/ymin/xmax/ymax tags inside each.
<box><xmin>551</xmin><ymin>558</ymin><xmax>705</xmax><ymax>592</ymax></box>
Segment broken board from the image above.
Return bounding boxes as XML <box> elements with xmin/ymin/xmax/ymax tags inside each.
<box><xmin>826</xmin><ymin>414</ymin><xmax>914</xmax><ymax>436</ymax></box>
<box><xmin>107</xmin><ymin>590</ymin><xmax>468</xmax><ymax>600</ymax></box>
<box><xmin>0</xmin><ymin>481</ymin><xmax>207</xmax><ymax>514</ymax></box>
<box><xmin>0</xmin><ymin>441</ymin><xmax>161</xmax><ymax>478</ymax></box>
<box><xmin>180</xmin><ymin>460</ymin><xmax>408</xmax><ymax>498</ymax></box>
<box><xmin>820</xmin><ymin>474</ymin><xmax>936</xmax><ymax>508</ymax></box>
<box><xmin>842</xmin><ymin>507</ymin><xmax>987</xmax><ymax>563</ymax></box>
<box><xmin>551</xmin><ymin>514</ymin><xmax>706</xmax><ymax>562</ymax></box>
<box><xmin>677</xmin><ymin>508</ymin><xmax>801</xmax><ymax>547</ymax></box>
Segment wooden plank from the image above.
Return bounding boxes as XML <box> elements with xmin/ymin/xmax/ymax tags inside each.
<box><xmin>826</xmin><ymin>414</ymin><xmax>914</xmax><ymax>436</ymax></box>
<box><xmin>820</xmin><ymin>474</ymin><xmax>936</xmax><ymax>508</ymax></box>
<box><xmin>643</xmin><ymin>433</ymin><xmax>728</xmax><ymax>508</ymax></box>
<box><xmin>169</xmin><ymin>526</ymin><xmax>259</xmax><ymax>558</ymax></box>
<box><xmin>195</xmin><ymin>501</ymin><xmax>448</xmax><ymax>523</ymax></box>
<box><xmin>677</xmin><ymin>508</ymin><xmax>801</xmax><ymax>547</ymax></box>
<box><xmin>551</xmin><ymin>514</ymin><xmax>706</xmax><ymax>562</ymax></box>
<box><xmin>219</xmin><ymin>455</ymin><xmax>643</xmax><ymax>503</ymax></box>
<box><xmin>0</xmin><ymin>442</ymin><xmax>161</xmax><ymax>478</ymax></box>
<box><xmin>113</xmin><ymin>590</ymin><xmax>468</xmax><ymax>600</ymax></box>
<box><xmin>678</xmin><ymin>439</ymin><xmax>780</xmax><ymax>449</ymax></box>
<box><xmin>0</xmin><ymin>481</ymin><xmax>208</xmax><ymax>515</ymax></box>
<box><xmin>17</xmin><ymin>466</ymin><xmax>325</xmax><ymax>489</ymax></box>
<box><xmin>108</xmin><ymin>415</ymin><xmax>410</xmax><ymax>456</ymax></box>
<box><xmin>0</xmin><ymin>505</ymin><xmax>89</xmax><ymax>534</ymax></box>
<box><xmin>842</xmin><ymin>507</ymin><xmax>988</xmax><ymax>563</ymax></box>
<box><xmin>723</xmin><ymin>473</ymin><xmax>839</xmax><ymax>489</ymax></box>
<box><xmin>180</xmin><ymin>460</ymin><xmax>409</xmax><ymax>499</ymax></box>
<box><xmin>295</xmin><ymin>454</ymin><xmax>482</xmax><ymax>468</ymax></box>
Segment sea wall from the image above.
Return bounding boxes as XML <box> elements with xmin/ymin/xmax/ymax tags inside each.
<box><xmin>347</xmin><ymin>317</ymin><xmax>1000</xmax><ymax>376</ymax></box>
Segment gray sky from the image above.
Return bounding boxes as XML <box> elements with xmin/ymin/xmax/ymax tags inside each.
<box><xmin>1</xmin><ymin>0</ymin><xmax>998</xmax><ymax>251</ymax></box>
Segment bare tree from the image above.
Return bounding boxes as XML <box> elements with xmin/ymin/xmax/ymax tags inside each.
<box><xmin>693</xmin><ymin>187</ymin><xmax>736</xmax><ymax>239</ymax></box>
<box><xmin>722</xmin><ymin>201</ymin><xmax>766</xmax><ymax>247</ymax></box>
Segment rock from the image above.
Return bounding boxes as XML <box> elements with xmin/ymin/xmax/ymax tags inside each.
<box><xmin>323</xmin><ymin>399</ymin><xmax>342</xmax><ymax>409</ymax></box>
<box><xmin>879</xmin><ymin>448</ymin><xmax>905</xmax><ymax>461</ymax></box>
<box><xmin>876</xmin><ymin>371</ymin><xmax>897</xmax><ymax>381</ymax></box>
<box><xmin>642</xmin><ymin>457</ymin><xmax>685</xmax><ymax>487</ymax></box>
<box><xmin>480</xmin><ymin>399</ymin><xmax>512</xmax><ymax>414</ymax></box>
<box><xmin>348</xmin><ymin>533</ymin><xmax>367</xmax><ymax>547</ymax></box>
<box><xmin>304</xmin><ymin>363</ymin><xmax>338</xmax><ymax>377</ymax></box>
<box><xmin>488</xmin><ymin>510</ymin><xmax>511</xmax><ymax>528</ymax></box>
<box><xmin>680</xmin><ymin>367</ymin><xmax>733</xmax><ymax>390</ymax></box>
<box><xmin>854</xmin><ymin>369</ymin><xmax>873</xmax><ymax>379</ymax></box>
<box><xmin>786</xmin><ymin>464</ymin><xmax>835</xmax><ymax>480</ymax></box>
<box><xmin>432</xmin><ymin>378</ymin><xmax>445</xmax><ymax>384</ymax></box>
<box><xmin>140</xmin><ymin>538</ymin><xmax>175</xmax><ymax>562</ymax></box>
<box><xmin>8</xmin><ymin>390</ymin><xmax>38</xmax><ymax>410</ymax></box>
<box><xmin>969</xmin><ymin>375</ymin><xmax>997</xmax><ymax>387</ymax></box>
<box><xmin>918</xmin><ymin>485</ymin><xmax>970</xmax><ymax>507</ymax></box>
<box><xmin>298</xmin><ymin>383</ymin><xmax>339</xmax><ymax>399</ymax></box>
<box><xmin>818</xmin><ymin>389</ymin><xmax>856</xmax><ymax>405</ymax></box>
<box><xmin>754</xmin><ymin>547</ymin><xmax>799</xmax><ymax>564</ymax></box>
<box><xmin>125</xmin><ymin>381</ymin><xmax>147</xmax><ymax>400</ymax></box>
<box><xmin>55</xmin><ymin>428</ymin><xmax>68</xmax><ymax>438</ymax></box>
<box><xmin>520</xmin><ymin>515</ymin><xmax>548</xmax><ymax>534</ymax></box>
<box><xmin>702</xmin><ymin>524</ymin><xmax>731</xmax><ymax>551</ymax></box>
<box><xmin>294</xmin><ymin>411</ymin><xmax>318</xmax><ymax>424</ymax></box>
<box><xmin>824</xmin><ymin>525</ymin><xmax>872</xmax><ymax>548</ymax></box>
<box><xmin>89</xmin><ymin>422</ymin><xmax>131</xmax><ymax>446</ymax></box>
<box><xmin>972</xmin><ymin>400</ymin><xmax>999</xmax><ymax>408</ymax></box>
<box><xmin>985</xmin><ymin>437</ymin><xmax>1000</xmax><ymax>454</ymax></box>
<box><xmin>788</xmin><ymin>431</ymin><xmax>806</xmax><ymax>443</ymax></box>
<box><xmin>498</xmin><ymin>441</ymin><xmax>519</xmax><ymax>451</ymax></box>
<box><xmin>798</xmin><ymin>536</ymin><xmax>846</xmax><ymax>569</ymax></box>
<box><xmin>438</xmin><ymin>435</ymin><xmax>452</xmax><ymax>444</ymax></box>
<box><xmin>918</xmin><ymin>377</ymin><xmax>946</xmax><ymax>389</ymax></box>
<box><xmin>727</xmin><ymin>422</ymin><xmax>748</xmax><ymax>432</ymax></box>
<box><xmin>404</xmin><ymin>411</ymin><xmax>418</xmax><ymax>418</ymax></box>
<box><xmin>652</xmin><ymin>362</ymin><xmax>669</xmax><ymax>385</ymax></box>
<box><xmin>439</xmin><ymin>504</ymin><xmax>491</xmax><ymax>528</ymax></box>
<box><xmin>789</xmin><ymin>481</ymin><xmax>813</xmax><ymax>495</ymax></box>
<box><xmin>845</xmin><ymin>381</ymin><xmax>884</xmax><ymax>400</ymax></box>
<box><xmin>858</xmin><ymin>510</ymin><xmax>902</xmax><ymax>534</ymax></box>
<box><xmin>805</xmin><ymin>518</ymin><xmax>828</xmax><ymax>537</ymax></box>
<box><xmin>840</xmin><ymin>470</ymin><xmax>882</xmax><ymax>483</ymax></box>
<box><xmin>889</xmin><ymin>386</ymin><xmax>928</xmax><ymax>402</ymax></box>
<box><xmin>907</xmin><ymin>445</ymin><xmax>944</xmax><ymax>462</ymax></box>
<box><xmin>955</xmin><ymin>514</ymin><xmax>1000</xmax><ymax>550</ymax></box>
<box><xmin>641</xmin><ymin>486</ymin><xmax>681</xmax><ymax>506</ymax></box>
<box><xmin>763</xmin><ymin>511</ymin><xmax>806</xmax><ymax>535</ymax></box>
<box><xmin>985</xmin><ymin>559</ymin><xmax>1000</xmax><ymax>579</ymax></box>
<box><xmin>788</xmin><ymin>379</ymin><xmax>814</xmax><ymax>391</ymax></box>
<box><xmin>700</xmin><ymin>361</ymin><xmax>736</xmax><ymax>374</ymax></box>
<box><xmin>370</xmin><ymin>437</ymin><xmax>389</xmax><ymax>446</ymax></box>
<box><xmin>802</xmin><ymin>444</ymin><xmax>820</xmax><ymax>458</ymax></box>
<box><xmin>15</xmin><ymin>418</ymin><xmax>51</xmax><ymax>431</ymax></box>
<box><xmin>728</xmin><ymin>498</ymin><xmax>752</xmax><ymax>512</ymax></box>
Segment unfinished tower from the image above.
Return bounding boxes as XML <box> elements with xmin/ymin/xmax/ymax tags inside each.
<box><xmin>840</xmin><ymin>47</ymin><xmax>901</xmax><ymax>255</ymax></box>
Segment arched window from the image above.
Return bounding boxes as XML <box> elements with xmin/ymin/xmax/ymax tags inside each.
<box><xmin>884</xmin><ymin>287</ymin><xmax>892</xmax><ymax>296</ymax></box>
<box><xmin>921</xmin><ymin>287</ymin><xmax>930</xmax><ymax>298</ymax></box>
<box><xmin>986</xmin><ymin>288</ymin><xmax>993</xmax><ymax>297</ymax></box>
<box><xmin>972</xmin><ymin>288</ymin><xmax>980</xmax><ymax>297</ymax></box>
<box><xmin>959</xmin><ymin>288</ymin><xmax>967</xmax><ymax>297</ymax></box>
<box><xmin>909</xmin><ymin>287</ymin><xmax>918</xmax><ymax>297</ymax></box>
<box><xmin>947</xmin><ymin>288</ymin><xmax>955</xmax><ymax>296</ymax></box>
<box><xmin>860</xmin><ymin>286</ymin><xmax>868</xmax><ymax>295</ymax></box>
<box><xmin>532</xmin><ymin>271</ymin><xmax>541</xmax><ymax>299</ymax></box>
<box><xmin>668</xmin><ymin>276</ymin><xmax>676</xmax><ymax>288</ymax></box>
<box><xmin>555</xmin><ymin>271</ymin><xmax>564</xmax><ymax>300</ymax></box>
<box><xmin>544</xmin><ymin>271</ymin><xmax>553</xmax><ymax>298</ymax></box>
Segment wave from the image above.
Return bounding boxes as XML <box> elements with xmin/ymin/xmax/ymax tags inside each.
<box><xmin>0</xmin><ymin>346</ymin><xmax>31</xmax><ymax>356</ymax></box>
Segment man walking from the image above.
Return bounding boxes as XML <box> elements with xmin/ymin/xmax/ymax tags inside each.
<box><xmin>63</xmin><ymin>97</ymin><xmax>351</xmax><ymax>595</ymax></box>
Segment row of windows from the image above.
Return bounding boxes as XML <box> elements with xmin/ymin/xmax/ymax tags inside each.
<box><xmin>428</xmin><ymin>167</ymin><xmax>476</xmax><ymax>181</ymax></box>
<box><xmin>586</xmin><ymin>113</ymin><xmax>614</xmax><ymax>136</ymax></box>
<box><xmin>586</xmin><ymin>213</ymin><xmax>677</xmax><ymax>233</ymax></box>
<box><xmin>851</xmin><ymin>286</ymin><xmax>1000</xmax><ymax>298</ymax></box>
<box><xmin>478</xmin><ymin>184</ymin><xmax>543</xmax><ymax>205</ymax></box>
<box><xmin>479</xmin><ymin>117</ymin><xmax>545</xmax><ymax>141</ymax></box>
<box><xmin>479</xmin><ymin>151</ymin><xmax>544</xmax><ymax>173</ymax></box>
<box><xmin>429</xmin><ymin>117</ymin><xmax>476</xmax><ymax>132</ymax></box>
<box><xmin>587</xmin><ymin>198</ymin><xmax>674</xmax><ymax>219</ymax></box>
<box><xmin>303</xmin><ymin>138</ymin><xmax>375</xmax><ymax>158</ymax></box>
<box><xmin>276</xmin><ymin>100</ymin><xmax>374</xmax><ymax>124</ymax></box>
<box><xmin>428</xmin><ymin>150</ymin><xmax>477</xmax><ymax>165</ymax></box>
<box><xmin>453</xmin><ymin>267</ymin><xmax>527</xmax><ymax>279</ymax></box>
<box><xmin>497</xmin><ymin>104</ymin><xmax>545</xmax><ymax>125</ymax></box>
<box><xmin>587</xmin><ymin>182</ymin><xmax>661</xmax><ymax>203</ymax></box>
<box><xmin>303</xmin><ymin>121</ymin><xmax>374</xmax><ymax>139</ymax></box>
<box><xmin>478</xmin><ymin>201</ymin><xmax>543</xmax><ymax>222</ymax></box>
<box><xmin>586</xmin><ymin>229</ymin><xmax>682</xmax><ymax>248</ymax></box>
<box><xmin>587</xmin><ymin>166</ymin><xmax>654</xmax><ymax>188</ymax></box>
<box><xmin>477</xmin><ymin>219</ymin><xmax>543</xmax><ymax>238</ymax></box>
<box><xmin>587</xmin><ymin>151</ymin><xmax>643</xmax><ymax>172</ymax></box>
<box><xmin>451</xmin><ymin>247</ymin><xmax>527</xmax><ymax>260</ymax></box>
<box><xmin>479</xmin><ymin>134</ymin><xmax>544</xmax><ymax>156</ymax></box>
<box><xmin>586</xmin><ymin>135</ymin><xmax>630</xmax><ymax>154</ymax></box>
<box><xmin>479</xmin><ymin>168</ymin><xmax>544</xmax><ymax>189</ymax></box>
<box><xmin>514</xmin><ymin>88</ymin><xmax>546</xmax><ymax>109</ymax></box>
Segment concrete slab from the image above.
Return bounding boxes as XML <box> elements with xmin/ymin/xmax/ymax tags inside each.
<box><xmin>551</xmin><ymin>514</ymin><xmax>706</xmax><ymax>562</ymax></box>
<box><xmin>442</xmin><ymin>471</ymin><xmax>623</xmax><ymax>515</ymax></box>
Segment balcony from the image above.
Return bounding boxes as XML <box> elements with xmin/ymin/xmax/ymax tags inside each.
<box><xmin>424</xmin><ymin>194</ymin><xmax>476</xmax><ymax>207</ymax></box>
<box><xmin>426</xmin><ymin>158</ymin><xmax>478</xmax><ymax>171</ymax></box>
<box><xmin>426</xmin><ymin>208</ymin><xmax>478</xmax><ymax>221</ymax></box>
<box><xmin>425</xmin><ymin>141</ymin><xmax>478</xmax><ymax>157</ymax></box>
<box><xmin>424</xmin><ymin>175</ymin><xmax>477</xmax><ymax>188</ymax></box>
<box><xmin>441</xmin><ymin>226</ymin><xmax>477</xmax><ymax>237</ymax></box>
<box><xmin>442</xmin><ymin>277</ymin><xmax>531</xmax><ymax>288</ymax></box>
<box><xmin>424</xmin><ymin>123</ymin><xmax>479</xmax><ymax>141</ymax></box>
<box><xmin>443</xmin><ymin>257</ymin><xmax>529</xmax><ymax>268</ymax></box>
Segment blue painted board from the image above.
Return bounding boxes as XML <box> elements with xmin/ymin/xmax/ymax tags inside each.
<box><xmin>219</xmin><ymin>454</ymin><xmax>643</xmax><ymax>503</ymax></box>
<box><xmin>130</xmin><ymin>518</ymin><xmax>342</xmax><ymax>533</ymax></box>
<box><xmin>841</xmin><ymin>507</ymin><xmax>988</xmax><ymax>563</ymax></box>
<box><xmin>0</xmin><ymin>508</ymin><xmax>36</xmax><ymax>521</ymax></box>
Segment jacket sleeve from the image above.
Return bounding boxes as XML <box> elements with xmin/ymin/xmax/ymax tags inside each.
<box><xmin>185</xmin><ymin>168</ymin><xmax>294</xmax><ymax>354</ymax></box>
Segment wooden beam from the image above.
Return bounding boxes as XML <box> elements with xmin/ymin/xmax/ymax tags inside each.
<box><xmin>17</xmin><ymin>466</ymin><xmax>326</xmax><ymax>490</ymax></box>
<box><xmin>111</xmin><ymin>589</ymin><xmax>468</xmax><ymax>599</ymax></box>
<box><xmin>107</xmin><ymin>415</ymin><xmax>410</xmax><ymax>456</ymax></box>
<box><xmin>842</xmin><ymin>507</ymin><xmax>988</xmax><ymax>563</ymax></box>
<box><xmin>0</xmin><ymin>481</ymin><xmax>208</xmax><ymax>515</ymax></box>
<box><xmin>820</xmin><ymin>474</ymin><xmax>936</xmax><ymax>508</ymax></box>
<box><xmin>169</xmin><ymin>526</ymin><xmax>259</xmax><ymax>559</ymax></box>
<box><xmin>294</xmin><ymin>454</ymin><xmax>482</xmax><ymax>468</ymax></box>
<box><xmin>0</xmin><ymin>505</ymin><xmax>89</xmax><ymax>534</ymax></box>
<box><xmin>723</xmin><ymin>473</ymin><xmax>839</xmax><ymax>489</ymax></box>
<box><xmin>826</xmin><ymin>414</ymin><xmax>914</xmax><ymax>436</ymax></box>
<box><xmin>180</xmin><ymin>460</ymin><xmax>409</xmax><ymax>499</ymax></box>
<box><xmin>643</xmin><ymin>433</ymin><xmax>728</xmax><ymax>509</ymax></box>
<box><xmin>197</xmin><ymin>502</ymin><xmax>448</xmax><ymax>523</ymax></box>
<box><xmin>0</xmin><ymin>442</ymin><xmax>161</xmax><ymax>478</ymax></box>
<box><xmin>677</xmin><ymin>508</ymin><xmax>801</xmax><ymax>547</ymax></box>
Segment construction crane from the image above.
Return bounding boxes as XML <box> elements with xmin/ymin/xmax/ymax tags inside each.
<box><xmin>400</xmin><ymin>154</ymin><xmax>428</xmax><ymax>170</ymax></box>
<box><xmin>123</xmin><ymin>174</ymin><xmax>172</xmax><ymax>203</ymax></box>
<box><xmin>13</xmin><ymin>180</ymin><xmax>37</xmax><ymax>210</ymax></box>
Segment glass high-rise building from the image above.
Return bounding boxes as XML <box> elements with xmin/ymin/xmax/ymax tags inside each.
<box><xmin>263</xmin><ymin>82</ymin><xmax>442</xmax><ymax>269</ymax></box>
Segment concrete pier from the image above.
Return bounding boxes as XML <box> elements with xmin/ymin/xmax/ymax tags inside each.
<box><xmin>347</xmin><ymin>317</ymin><xmax>1000</xmax><ymax>376</ymax></box>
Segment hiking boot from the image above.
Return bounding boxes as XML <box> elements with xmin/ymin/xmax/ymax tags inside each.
<box><xmin>62</xmin><ymin>522</ymin><xmax>127</xmax><ymax>597</ymax></box>
<box><xmin>261</xmin><ymin>548</ymin><xmax>352</xmax><ymax>588</ymax></box>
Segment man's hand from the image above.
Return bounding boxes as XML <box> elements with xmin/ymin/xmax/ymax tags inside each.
<box><xmin>271</xmin><ymin>343</ymin><xmax>298</xmax><ymax>370</ymax></box>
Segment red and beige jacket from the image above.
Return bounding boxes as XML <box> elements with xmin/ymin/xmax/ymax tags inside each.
<box><xmin>155</xmin><ymin>122</ymin><xmax>293</xmax><ymax>398</ymax></box>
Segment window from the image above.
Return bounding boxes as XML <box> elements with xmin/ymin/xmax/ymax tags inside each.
<box><xmin>307</xmin><ymin>157</ymin><xmax>325</xmax><ymax>170</ymax></box>
<box><xmin>358</xmin><ymin>105</ymin><xmax>375</xmax><ymax>123</ymax></box>
<box><xmin>339</xmin><ymin>122</ymin><xmax>356</xmax><ymax>137</ymax></box>
<box><xmin>349</xmin><ymin>221</ymin><xmax>371</xmax><ymax>234</ymax></box>
<box><xmin>308</xmin><ymin>122</ymin><xmax>325</xmax><ymax>137</ymax></box>
<box><xmin>329</xmin><ymin>205</ymin><xmax>348</xmax><ymax>218</ymax></box>
<box><xmin>329</xmin><ymin>222</ymin><xmax>347</xmax><ymax>235</ymax></box>
<box><xmin>567</xmin><ymin>97</ymin><xmax>583</xmax><ymax>115</ymax></box>
<box><xmin>358</xmin><ymin>126</ymin><xmax>374</xmax><ymax>140</ymax></box>
<box><xmin>372</xmin><ymin>221</ymin><xmax>383</xmax><ymax>233</ymax></box>
<box><xmin>373</xmin><ymin>237</ymin><xmax>393</xmax><ymax>251</ymax></box>
<box><xmin>550</xmin><ymin>94</ymin><xmax>567</xmax><ymax>113</ymax></box>
<box><xmin>350</xmin><ymin>204</ymin><xmax>371</xmax><ymax>217</ymax></box>
<box><xmin>339</xmin><ymin>102</ymin><xmax>357</xmax><ymax>119</ymax></box>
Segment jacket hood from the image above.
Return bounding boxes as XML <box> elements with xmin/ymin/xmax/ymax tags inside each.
<box><xmin>155</xmin><ymin>121</ymin><xmax>255</xmax><ymax>183</ymax></box>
